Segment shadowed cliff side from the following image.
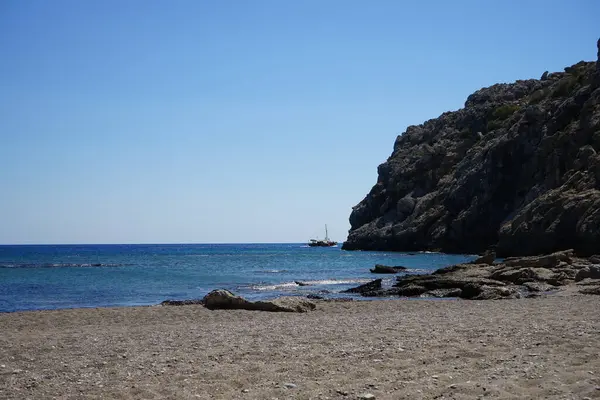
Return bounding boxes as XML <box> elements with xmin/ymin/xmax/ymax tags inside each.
<box><xmin>344</xmin><ymin>39</ymin><xmax>600</xmax><ymax>257</ymax></box>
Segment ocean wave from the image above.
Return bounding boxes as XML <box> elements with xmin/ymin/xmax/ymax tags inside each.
<box><xmin>250</xmin><ymin>278</ymin><xmax>373</xmax><ymax>291</ymax></box>
<box><xmin>255</xmin><ymin>269</ymin><xmax>288</xmax><ymax>273</ymax></box>
<box><xmin>0</xmin><ymin>263</ymin><xmax>131</xmax><ymax>269</ymax></box>
<box><xmin>252</xmin><ymin>282</ymin><xmax>300</xmax><ymax>291</ymax></box>
<box><xmin>299</xmin><ymin>278</ymin><xmax>372</xmax><ymax>285</ymax></box>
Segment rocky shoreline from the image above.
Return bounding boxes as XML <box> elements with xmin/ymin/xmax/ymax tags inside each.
<box><xmin>157</xmin><ymin>249</ymin><xmax>600</xmax><ymax>308</ymax></box>
<box><xmin>345</xmin><ymin>249</ymin><xmax>600</xmax><ymax>300</ymax></box>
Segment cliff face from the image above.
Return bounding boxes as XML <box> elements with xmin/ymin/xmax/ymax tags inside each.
<box><xmin>343</xmin><ymin>39</ymin><xmax>600</xmax><ymax>257</ymax></box>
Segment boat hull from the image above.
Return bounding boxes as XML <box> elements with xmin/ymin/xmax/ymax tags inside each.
<box><xmin>308</xmin><ymin>241</ymin><xmax>337</xmax><ymax>247</ymax></box>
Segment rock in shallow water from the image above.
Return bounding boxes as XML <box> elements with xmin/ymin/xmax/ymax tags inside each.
<box><xmin>351</xmin><ymin>249</ymin><xmax>600</xmax><ymax>300</ymax></box>
<box><xmin>370</xmin><ymin>264</ymin><xmax>407</xmax><ymax>273</ymax></box>
<box><xmin>342</xmin><ymin>279</ymin><xmax>382</xmax><ymax>294</ymax></box>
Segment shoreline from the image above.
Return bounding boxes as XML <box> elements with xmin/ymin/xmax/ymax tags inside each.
<box><xmin>0</xmin><ymin>292</ymin><xmax>453</xmax><ymax>314</ymax></box>
<box><xmin>2</xmin><ymin>295</ymin><xmax>599</xmax><ymax>399</ymax></box>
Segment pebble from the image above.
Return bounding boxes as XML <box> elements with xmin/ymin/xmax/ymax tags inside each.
<box><xmin>449</xmin><ymin>384</ymin><xmax>457</xmax><ymax>389</ymax></box>
<box><xmin>241</xmin><ymin>389</ymin><xmax>249</xmax><ymax>393</ymax></box>
<box><xmin>283</xmin><ymin>383</ymin><xmax>297</xmax><ymax>389</ymax></box>
<box><xmin>358</xmin><ymin>394</ymin><xmax>375</xmax><ymax>400</ymax></box>
<box><xmin>336</xmin><ymin>389</ymin><xmax>348</xmax><ymax>396</ymax></box>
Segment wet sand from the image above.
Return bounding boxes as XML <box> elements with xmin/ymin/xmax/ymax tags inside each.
<box><xmin>1</xmin><ymin>295</ymin><xmax>599</xmax><ymax>399</ymax></box>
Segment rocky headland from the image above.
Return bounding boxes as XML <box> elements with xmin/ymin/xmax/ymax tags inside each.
<box><xmin>344</xmin><ymin>39</ymin><xmax>600</xmax><ymax>257</ymax></box>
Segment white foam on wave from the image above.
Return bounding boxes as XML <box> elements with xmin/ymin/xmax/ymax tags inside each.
<box><xmin>256</xmin><ymin>269</ymin><xmax>288</xmax><ymax>273</ymax></box>
<box><xmin>252</xmin><ymin>282</ymin><xmax>300</xmax><ymax>291</ymax></box>
<box><xmin>251</xmin><ymin>278</ymin><xmax>373</xmax><ymax>291</ymax></box>
<box><xmin>301</xmin><ymin>278</ymin><xmax>372</xmax><ymax>285</ymax></box>
<box><xmin>0</xmin><ymin>262</ymin><xmax>129</xmax><ymax>269</ymax></box>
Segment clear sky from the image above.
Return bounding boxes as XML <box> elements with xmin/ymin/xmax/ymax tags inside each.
<box><xmin>0</xmin><ymin>0</ymin><xmax>598</xmax><ymax>244</ymax></box>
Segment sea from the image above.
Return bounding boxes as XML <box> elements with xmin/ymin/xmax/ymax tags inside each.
<box><xmin>0</xmin><ymin>244</ymin><xmax>475</xmax><ymax>313</ymax></box>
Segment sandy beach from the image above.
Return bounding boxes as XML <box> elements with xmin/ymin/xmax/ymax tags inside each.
<box><xmin>1</xmin><ymin>295</ymin><xmax>599</xmax><ymax>400</ymax></box>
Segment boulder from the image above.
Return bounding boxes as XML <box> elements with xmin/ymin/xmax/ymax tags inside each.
<box><xmin>490</xmin><ymin>267</ymin><xmax>554</xmax><ymax>284</ymax></box>
<box><xmin>425</xmin><ymin>288</ymin><xmax>463</xmax><ymax>298</ymax></box>
<box><xmin>503</xmin><ymin>250</ymin><xmax>574</xmax><ymax>268</ymax></box>
<box><xmin>546</xmin><ymin>271</ymin><xmax>574</xmax><ymax>286</ymax></box>
<box><xmin>395</xmin><ymin>285</ymin><xmax>428</xmax><ymax>297</ymax></box>
<box><xmin>258</xmin><ymin>297</ymin><xmax>317</xmax><ymax>312</ymax></box>
<box><xmin>370</xmin><ymin>264</ymin><xmax>407</xmax><ymax>273</ymax></box>
<box><xmin>433</xmin><ymin>263</ymin><xmax>471</xmax><ymax>275</ymax></box>
<box><xmin>394</xmin><ymin>274</ymin><xmax>505</xmax><ymax>291</ymax></box>
<box><xmin>202</xmin><ymin>289</ymin><xmax>315</xmax><ymax>312</ymax></box>
<box><xmin>457</xmin><ymin>283</ymin><xmax>520</xmax><ymax>300</ymax></box>
<box><xmin>342</xmin><ymin>279</ymin><xmax>382</xmax><ymax>294</ymax></box>
<box><xmin>470</xmin><ymin>252</ymin><xmax>496</xmax><ymax>265</ymax></box>
<box><xmin>522</xmin><ymin>281</ymin><xmax>557</xmax><ymax>292</ymax></box>
<box><xmin>469</xmin><ymin>286</ymin><xmax>520</xmax><ymax>300</ymax></box>
<box><xmin>589</xmin><ymin>255</ymin><xmax>600</xmax><ymax>264</ymax></box>
<box><xmin>575</xmin><ymin>265</ymin><xmax>600</xmax><ymax>281</ymax></box>
<box><xmin>580</xmin><ymin>286</ymin><xmax>600</xmax><ymax>295</ymax></box>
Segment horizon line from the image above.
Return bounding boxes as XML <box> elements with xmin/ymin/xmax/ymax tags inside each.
<box><xmin>0</xmin><ymin>241</ymin><xmax>346</xmax><ymax>246</ymax></box>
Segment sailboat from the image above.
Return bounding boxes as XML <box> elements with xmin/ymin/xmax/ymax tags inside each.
<box><xmin>308</xmin><ymin>225</ymin><xmax>338</xmax><ymax>247</ymax></box>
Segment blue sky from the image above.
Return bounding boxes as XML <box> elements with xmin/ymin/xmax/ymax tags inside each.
<box><xmin>0</xmin><ymin>0</ymin><xmax>598</xmax><ymax>244</ymax></box>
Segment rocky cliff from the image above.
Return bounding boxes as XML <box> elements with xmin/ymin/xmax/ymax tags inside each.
<box><xmin>343</xmin><ymin>39</ymin><xmax>600</xmax><ymax>257</ymax></box>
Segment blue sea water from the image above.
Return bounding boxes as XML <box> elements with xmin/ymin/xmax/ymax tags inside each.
<box><xmin>0</xmin><ymin>244</ymin><xmax>475</xmax><ymax>313</ymax></box>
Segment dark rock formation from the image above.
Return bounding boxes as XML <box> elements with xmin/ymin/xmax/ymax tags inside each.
<box><xmin>202</xmin><ymin>289</ymin><xmax>316</xmax><ymax>312</ymax></box>
<box><xmin>343</xmin><ymin>39</ymin><xmax>600</xmax><ymax>257</ymax></box>
<box><xmin>342</xmin><ymin>279</ymin><xmax>382</xmax><ymax>294</ymax></box>
<box><xmin>575</xmin><ymin>265</ymin><xmax>600</xmax><ymax>281</ymax></box>
<box><xmin>589</xmin><ymin>255</ymin><xmax>600</xmax><ymax>263</ymax></box>
<box><xmin>580</xmin><ymin>286</ymin><xmax>600</xmax><ymax>295</ymax></box>
<box><xmin>370</xmin><ymin>264</ymin><xmax>407</xmax><ymax>273</ymax></box>
<box><xmin>353</xmin><ymin>250</ymin><xmax>600</xmax><ymax>300</ymax></box>
<box><xmin>469</xmin><ymin>252</ymin><xmax>496</xmax><ymax>265</ymax></box>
